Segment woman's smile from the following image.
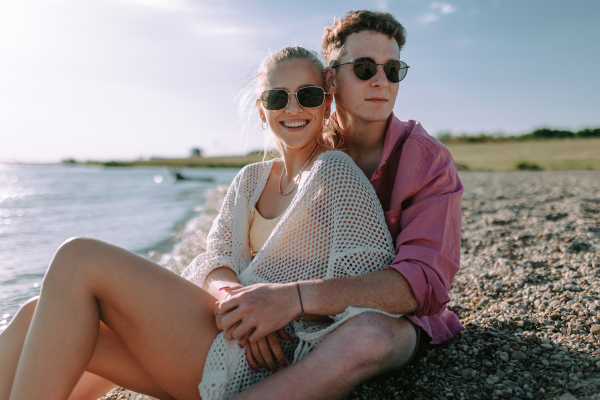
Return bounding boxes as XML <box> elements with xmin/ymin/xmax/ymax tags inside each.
<box><xmin>280</xmin><ymin>119</ymin><xmax>310</xmax><ymax>131</ymax></box>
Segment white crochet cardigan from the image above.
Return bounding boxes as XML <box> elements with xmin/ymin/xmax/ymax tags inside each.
<box><xmin>126</xmin><ymin>151</ymin><xmax>399</xmax><ymax>400</ymax></box>
<box><xmin>182</xmin><ymin>150</ymin><xmax>396</xmax><ymax>288</ymax></box>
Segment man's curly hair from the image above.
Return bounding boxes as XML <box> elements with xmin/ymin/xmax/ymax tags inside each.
<box><xmin>321</xmin><ymin>10</ymin><xmax>406</xmax><ymax>67</ymax></box>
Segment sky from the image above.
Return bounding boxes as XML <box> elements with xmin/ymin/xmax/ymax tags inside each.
<box><xmin>1</xmin><ymin>0</ymin><xmax>599</xmax><ymax>163</ymax></box>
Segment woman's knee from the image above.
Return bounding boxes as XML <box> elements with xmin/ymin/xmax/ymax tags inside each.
<box><xmin>45</xmin><ymin>237</ymin><xmax>102</xmax><ymax>283</ymax></box>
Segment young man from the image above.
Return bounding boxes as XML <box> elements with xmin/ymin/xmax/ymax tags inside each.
<box><xmin>224</xmin><ymin>10</ymin><xmax>464</xmax><ymax>400</ymax></box>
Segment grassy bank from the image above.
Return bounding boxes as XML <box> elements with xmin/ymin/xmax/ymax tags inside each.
<box><xmin>446</xmin><ymin>138</ymin><xmax>600</xmax><ymax>171</ymax></box>
<box><xmin>82</xmin><ymin>153</ymin><xmax>271</xmax><ymax>168</ymax></box>
<box><xmin>75</xmin><ymin>137</ymin><xmax>600</xmax><ymax>171</ymax></box>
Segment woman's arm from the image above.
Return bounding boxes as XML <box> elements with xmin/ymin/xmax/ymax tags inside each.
<box><xmin>203</xmin><ymin>267</ymin><xmax>240</xmax><ymax>300</ymax></box>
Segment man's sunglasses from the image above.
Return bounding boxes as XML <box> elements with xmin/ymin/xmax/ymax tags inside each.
<box><xmin>333</xmin><ymin>58</ymin><xmax>409</xmax><ymax>83</ymax></box>
<box><xmin>259</xmin><ymin>86</ymin><xmax>329</xmax><ymax>111</ymax></box>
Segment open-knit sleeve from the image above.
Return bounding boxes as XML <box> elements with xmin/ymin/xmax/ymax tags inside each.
<box><xmin>181</xmin><ymin>169</ymin><xmax>247</xmax><ymax>287</ymax></box>
<box><xmin>316</xmin><ymin>152</ymin><xmax>396</xmax><ymax>278</ymax></box>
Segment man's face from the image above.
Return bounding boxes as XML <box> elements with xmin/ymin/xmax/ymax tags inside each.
<box><xmin>327</xmin><ymin>31</ymin><xmax>400</xmax><ymax>123</ymax></box>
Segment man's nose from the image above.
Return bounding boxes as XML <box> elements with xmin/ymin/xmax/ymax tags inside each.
<box><xmin>285</xmin><ymin>94</ymin><xmax>303</xmax><ymax>113</ymax></box>
<box><xmin>371</xmin><ymin>65</ymin><xmax>389</xmax><ymax>88</ymax></box>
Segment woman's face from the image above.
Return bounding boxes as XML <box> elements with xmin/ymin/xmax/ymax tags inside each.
<box><xmin>256</xmin><ymin>59</ymin><xmax>332</xmax><ymax>152</ymax></box>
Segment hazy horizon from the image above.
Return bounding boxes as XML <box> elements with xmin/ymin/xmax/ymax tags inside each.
<box><xmin>2</xmin><ymin>0</ymin><xmax>599</xmax><ymax>163</ymax></box>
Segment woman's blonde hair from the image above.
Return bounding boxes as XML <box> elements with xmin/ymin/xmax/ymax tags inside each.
<box><xmin>238</xmin><ymin>45</ymin><xmax>343</xmax><ymax>155</ymax></box>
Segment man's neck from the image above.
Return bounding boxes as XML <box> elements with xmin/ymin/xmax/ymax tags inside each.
<box><xmin>337</xmin><ymin>111</ymin><xmax>389</xmax><ymax>179</ymax></box>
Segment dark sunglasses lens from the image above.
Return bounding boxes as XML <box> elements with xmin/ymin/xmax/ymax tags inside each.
<box><xmin>352</xmin><ymin>58</ymin><xmax>377</xmax><ymax>80</ymax></box>
<box><xmin>383</xmin><ymin>60</ymin><xmax>401</xmax><ymax>83</ymax></box>
<box><xmin>297</xmin><ymin>87</ymin><xmax>325</xmax><ymax>108</ymax></box>
<box><xmin>261</xmin><ymin>90</ymin><xmax>288</xmax><ymax>110</ymax></box>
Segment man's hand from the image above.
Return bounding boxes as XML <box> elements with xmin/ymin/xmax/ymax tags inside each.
<box><xmin>214</xmin><ymin>283</ymin><xmax>300</xmax><ymax>342</ymax></box>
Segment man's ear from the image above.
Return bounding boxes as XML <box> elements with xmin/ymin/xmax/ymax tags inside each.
<box><xmin>325</xmin><ymin>67</ymin><xmax>337</xmax><ymax>94</ymax></box>
<box><xmin>324</xmin><ymin>93</ymin><xmax>333</xmax><ymax>119</ymax></box>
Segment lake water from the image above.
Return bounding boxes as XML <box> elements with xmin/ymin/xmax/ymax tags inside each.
<box><xmin>0</xmin><ymin>164</ymin><xmax>239</xmax><ymax>325</ymax></box>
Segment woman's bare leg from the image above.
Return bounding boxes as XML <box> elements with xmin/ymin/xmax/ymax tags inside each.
<box><xmin>0</xmin><ymin>298</ymin><xmax>39</xmax><ymax>399</ymax></box>
<box><xmin>69</xmin><ymin>373</ymin><xmax>117</xmax><ymax>400</ymax></box>
<box><xmin>0</xmin><ymin>296</ymin><xmax>173</xmax><ymax>400</ymax></box>
<box><xmin>8</xmin><ymin>237</ymin><xmax>220</xmax><ymax>400</ymax></box>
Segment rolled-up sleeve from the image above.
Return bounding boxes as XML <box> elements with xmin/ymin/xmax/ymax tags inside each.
<box><xmin>383</xmin><ymin>142</ymin><xmax>463</xmax><ymax>317</ymax></box>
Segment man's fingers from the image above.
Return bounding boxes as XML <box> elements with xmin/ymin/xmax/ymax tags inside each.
<box><xmin>250</xmin><ymin>340</ymin><xmax>267</xmax><ymax>369</ymax></box>
<box><xmin>217</xmin><ymin>295</ymin><xmax>241</xmax><ymax>316</ymax></box>
<box><xmin>220</xmin><ymin>309</ymin><xmax>244</xmax><ymax>332</ymax></box>
<box><xmin>257</xmin><ymin>337</ymin><xmax>278</xmax><ymax>373</ymax></box>
<box><xmin>232</xmin><ymin>319</ymin><xmax>255</xmax><ymax>341</ymax></box>
<box><xmin>215</xmin><ymin>314</ymin><xmax>224</xmax><ymax>331</ymax></box>
<box><xmin>239</xmin><ymin>331</ymin><xmax>251</xmax><ymax>348</ymax></box>
<box><xmin>268</xmin><ymin>332</ymin><xmax>288</xmax><ymax>368</ymax></box>
<box><xmin>245</xmin><ymin>345</ymin><xmax>260</xmax><ymax>373</ymax></box>
<box><xmin>223</xmin><ymin>321</ymin><xmax>240</xmax><ymax>341</ymax></box>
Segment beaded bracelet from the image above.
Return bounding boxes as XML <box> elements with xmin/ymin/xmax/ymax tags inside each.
<box><xmin>296</xmin><ymin>283</ymin><xmax>305</xmax><ymax>322</ymax></box>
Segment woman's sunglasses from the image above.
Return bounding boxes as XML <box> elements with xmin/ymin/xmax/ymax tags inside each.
<box><xmin>259</xmin><ymin>86</ymin><xmax>329</xmax><ymax>111</ymax></box>
<box><xmin>333</xmin><ymin>58</ymin><xmax>409</xmax><ymax>83</ymax></box>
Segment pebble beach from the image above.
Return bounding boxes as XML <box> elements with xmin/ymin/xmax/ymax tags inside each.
<box><xmin>100</xmin><ymin>170</ymin><xmax>600</xmax><ymax>400</ymax></box>
<box><xmin>345</xmin><ymin>170</ymin><xmax>600</xmax><ymax>400</ymax></box>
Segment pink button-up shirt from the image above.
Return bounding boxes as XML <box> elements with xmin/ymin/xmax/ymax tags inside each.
<box><xmin>368</xmin><ymin>113</ymin><xmax>464</xmax><ymax>345</ymax></box>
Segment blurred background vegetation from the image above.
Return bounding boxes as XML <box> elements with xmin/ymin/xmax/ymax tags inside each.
<box><xmin>436</xmin><ymin>128</ymin><xmax>600</xmax><ymax>144</ymax></box>
<box><xmin>438</xmin><ymin>127</ymin><xmax>600</xmax><ymax>171</ymax></box>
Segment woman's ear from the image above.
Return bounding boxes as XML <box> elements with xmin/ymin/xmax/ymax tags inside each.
<box><xmin>255</xmin><ymin>99</ymin><xmax>266</xmax><ymax>122</ymax></box>
<box><xmin>325</xmin><ymin>67</ymin><xmax>336</xmax><ymax>94</ymax></box>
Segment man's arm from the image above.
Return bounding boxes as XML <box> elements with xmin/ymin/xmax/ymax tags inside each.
<box><xmin>299</xmin><ymin>269</ymin><xmax>418</xmax><ymax>315</ymax></box>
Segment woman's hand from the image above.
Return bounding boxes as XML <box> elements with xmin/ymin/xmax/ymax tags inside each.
<box><xmin>243</xmin><ymin>328</ymin><xmax>292</xmax><ymax>373</ymax></box>
<box><xmin>215</xmin><ymin>283</ymin><xmax>300</xmax><ymax>342</ymax></box>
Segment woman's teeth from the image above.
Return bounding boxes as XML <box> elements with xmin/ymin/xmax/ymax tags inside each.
<box><xmin>283</xmin><ymin>121</ymin><xmax>307</xmax><ymax>128</ymax></box>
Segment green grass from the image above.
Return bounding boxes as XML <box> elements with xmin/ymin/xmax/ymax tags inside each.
<box><xmin>445</xmin><ymin>138</ymin><xmax>600</xmax><ymax>171</ymax></box>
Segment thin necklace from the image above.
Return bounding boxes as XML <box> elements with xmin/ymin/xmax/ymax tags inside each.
<box><xmin>279</xmin><ymin>144</ymin><xmax>320</xmax><ymax>196</ymax></box>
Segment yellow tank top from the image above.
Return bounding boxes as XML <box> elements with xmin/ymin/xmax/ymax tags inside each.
<box><xmin>250</xmin><ymin>207</ymin><xmax>283</xmax><ymax>257</ymax></box>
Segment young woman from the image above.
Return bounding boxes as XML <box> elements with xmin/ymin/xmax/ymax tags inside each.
<box><xmin>0</xmin><ymin>46</ymin><xmax>399</xmax><ymax>400</ymax></box>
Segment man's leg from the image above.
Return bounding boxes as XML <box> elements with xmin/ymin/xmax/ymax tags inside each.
<box><xmin>234</xmin><ymin>313</ymin><xmax>418</xmax><ymax>400</ymax></box>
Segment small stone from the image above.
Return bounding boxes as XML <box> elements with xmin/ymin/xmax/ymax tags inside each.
<box><xmin>499</xmin><ymin>352</ymin><xmax>509</xmax><ymax>362</ymax></box>
<box><xmin>511</xmin><ymin>351</ymin><xmax>527</xmax><ymax>360</ymax></box>
<box><xmin>590</xmin><ymin>325</ymin><xmax>600</xmax><ymax>335</ymax></box>
<box><xmin>461</xmin><ymin>368</ymin><xmax>473</xmax><ymax>380</ymax></box>
<box><xmin>559</xmin><ymin>393</ymin><xmax>577</xmax><ymax>400</ymax></box>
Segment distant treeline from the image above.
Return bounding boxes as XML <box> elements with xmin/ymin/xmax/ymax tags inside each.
<box><xmin>437</xmin><ymin>128</ymin><xmax>600</xmax><ymax>144</ymax></box>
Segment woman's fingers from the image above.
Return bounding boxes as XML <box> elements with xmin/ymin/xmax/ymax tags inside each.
<box><xmin>268</xmin><ymin>331</ymin><xmax>288</xmax><ymax>368</ymax></box>
<box><xmin>250</xmin><ymin>340</ymin><xmax>267</xmax><ymax>369</ymax></box>
<box><xmin>245</xmin><ymin>345</ymin><xmax>260</xmax><ymax>373</ymax></box>
<box><xmin>257</xmin><ymin>336</ymin><xmax>278</xmax><ymax>373</ymax></box>
<box><xmin>277</xmin><ymin>328</ymin><xmax>294</xmax><ymax>344</ymax></box>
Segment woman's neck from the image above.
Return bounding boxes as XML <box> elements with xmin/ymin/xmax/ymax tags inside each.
<box><xmin>278</xmin><ymin>140</ymin><xmax>322</xmax><ymax>186</ymax></box>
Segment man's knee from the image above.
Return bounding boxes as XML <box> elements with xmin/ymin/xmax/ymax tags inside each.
<box><xmin>335</xmin><ymin>313</ymin><xmax>397</xmax><ymax>372</ymax></box>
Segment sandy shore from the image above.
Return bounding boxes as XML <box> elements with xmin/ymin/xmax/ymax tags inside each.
<box><xmin>103</xmin><ymin>170</ymin><xmax>600</xmax><ymax>400</ymax></box>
